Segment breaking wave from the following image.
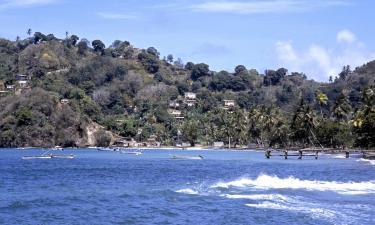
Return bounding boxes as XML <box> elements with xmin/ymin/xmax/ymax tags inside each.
<box><xmin>175</xmin><ymin>188</ymin><xmax>199</xmax><ymax>195</ymax></box>
<box><xmin>357</xmin><ymin>158</ymin><xmax>375</xmax><ymax>165</ymax></box>
<box><xmin>211</xmin><ymin>174</ymin><xmax>375</xmax><ymax>195</ymax></box>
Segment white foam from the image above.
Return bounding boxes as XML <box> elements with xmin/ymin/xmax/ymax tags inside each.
<box><xmin>245</xmin><ymin>201</ymin><xmax>336</xmax><ymax>220</ymax></box>
<box><xmin>211</xmin><ymin>174</ymin><xmax>375</xmax><ymax>195</ymax></box>
<box><xmin>357</xmin><ymin>158</ymin><xmax>375</xmax><ymax>165</ymax></box>
<box><xmin>224</xmin><ymin>194</ymin><xmax>289</xmax><ymax>201</ymax></box>
<box><xmin>175</xmin><ymin>188</ymin><xmax>199</xmax><ymax>195</ymax></box>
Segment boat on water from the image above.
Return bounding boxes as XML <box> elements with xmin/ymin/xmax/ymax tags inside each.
<box><xmin>121</xmin><ymin>150</ymin><xmax>143</xmax><ymax>155</ymax></box>
<box><xmin>22</xmin><ymin>155</ymin><xmax>53</xmax><ymax>160</ymax></box>
<box><xmin>171</xmin><ymin>155</ymin><xmax>204</xmax><ymax>160</ymax></box>
<box><xmin>22</xmin><ymin>149</ymin><xmax>75</xmax><ymax>160</ymax></box>
<box><xmin>51</xmin><ymin>154</ymin><xmax>75</xmax><ymax>159</ymax></box>
<box><xmin>97</xmin><ymin>147</ymin><xmax>114</xmax><ymax>151</ymax></box>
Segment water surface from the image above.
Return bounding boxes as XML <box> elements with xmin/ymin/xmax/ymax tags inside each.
<box><xmin>0</xmin><ymin>149</ymin><xmax>374</xmax><ymax>225</ymax></box>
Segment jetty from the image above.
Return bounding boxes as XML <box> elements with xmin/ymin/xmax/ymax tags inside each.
<box><xmin>264</xmin><ymin>148</ymin><xmax>375</xmax><ymax>160</ymax></box>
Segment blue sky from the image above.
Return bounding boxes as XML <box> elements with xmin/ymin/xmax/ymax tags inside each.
<box><xmin>0</xmin><ymin>0</ymin><xmax>374</xmax><ymax>81</ymax></box>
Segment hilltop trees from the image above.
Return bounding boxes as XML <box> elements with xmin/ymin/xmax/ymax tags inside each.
<box><xmin>191</xmin><ymin>63</ymin><xmax>210</xmax><ymax>80</ymax></box>
<box><xmin>92</xmin><ymin>40</ymin><xmax>105</xmax><ymax>54</ymax></box>
<box><xmin>138</xmin><ymin>50</ymin><xmax>160</xmax><ymax>73</ymax></box>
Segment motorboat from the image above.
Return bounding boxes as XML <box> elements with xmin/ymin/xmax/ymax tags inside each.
<box><xmin>51</xmin><ymin>154</ymin><xmax>75</xmax><ymax>159</ymax></box>
<box><xmin>22</xmin><ymin>149</ymin><xmax>75</xmax><ymax>160</ymax></box>
<box><xmin>97</xmin><ymin>147</ymin><xmax>114</xmax><ymax>151</ymax></box>
<box><xmin>22</xmin><ymin>155</ymin><xmax>52</xmax><ymax>160</ymax></box>
<box><xmin>171</xmin><ymin>155</ymin><xmax>204</xmax><ymax>160</ymax></box>
<box><xmin>121</xmin><ymin>150</ymin><xmax>143</xmax><ymax>155</ymax></box>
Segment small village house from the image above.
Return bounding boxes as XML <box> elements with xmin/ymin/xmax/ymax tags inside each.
<box><xmin>223</xmin><ymin>100</ymin><xmax>235</xmax><ymax>109</ymax></box>
<box><xmin>60</xmin><ymin>98</ymin><xmax>70</xmax><ymax>104</ymax></box>
<box><xmin>184</xmin><ymin>92</ymin><xmax>196</xmax><ymax>106</ymax></box>
<box><xmin>169</xmin><ymin>101</ymin><xmax>180</xmax><ymax>109</ymax></box>
<box><xmin>184</xmin><ymin>92</ymin><xmax>196</xmax><ymax>99</ymax></box>
<box><xmin>5</xmin><ymin>84</ymin><xmax>15</xmax><ymax>90</ymax></box>
<box><xmin>16</xmin><ymin>74</ymin><xmax>30</xmax><ymax>81</ymax></box>
<box><xmin>17</xmin><ymin>80</ymin><xmax>28</xmax><ymax>88</ymax></box>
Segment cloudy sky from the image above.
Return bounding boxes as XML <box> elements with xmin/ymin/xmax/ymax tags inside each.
<box><xmin>0</xmin><ymin>0</ymin><xmax>374</xmax><ymax>81</ymax></box>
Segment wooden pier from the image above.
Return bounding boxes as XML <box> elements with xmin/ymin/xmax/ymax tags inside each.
<box><xmin>265</xmin><ymin>149</ymin><xmax>375</xmax><ymax>160</ymax></box>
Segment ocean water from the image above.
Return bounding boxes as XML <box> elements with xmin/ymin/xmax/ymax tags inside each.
<box><xmin>0</xmin><ymin>149</ymin><xmax>374</xmax><ymax>225</ymax></box>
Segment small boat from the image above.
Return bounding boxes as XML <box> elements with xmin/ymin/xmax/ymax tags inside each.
<box><xmin>171</xmin><ymin>155</ymin><xmax>204</xmax><ymax>160</ymax></box>
<box><xmin>97</xmin><ymin>147</ymin><xmax>114</xmax><ymax>151</ymax></box>
<box><xmin>22</xmin><ymin>155</ymin><xmax>52</xmax><ymax>160</ymax></box>
<box><xmin>51</xmin><ymin>154</ymin><xmax>75</xmax><ymax>159</ymax></box>
<box><xmin>22</xmin><ymin>149</ymin><xmax>74</xmax><ymax>160</ymax></box>
<box><xmin>52</xmin><ymin>146</ymin><xmax>63</xmax><ymax>150</ymax></box>
<box><xmin>121</xmin><ymin>150</ymin><xmax>143</xmax><ymax>155</ymax></box>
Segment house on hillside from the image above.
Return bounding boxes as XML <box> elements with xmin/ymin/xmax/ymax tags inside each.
<box><xmin>185</xmin><ymin>92</ymin><xmax>196</xmax><ymax>99</ymax></box>
<box><xmin>16</xmin><ymin>74</ymin><xmax>30</xmax><ymax>81</ymax></box>
<box><xmin>17</xmin><ymin>80</ymin><xmax>28</xmax><ymax>88</ymax></box>
<box><xmin>5</xmin><ymin>84</ymin><xmax>15</xmax><ymax>90</ymax></box>
<box><xmin>223</xmin><ymin>100</ymin><xmax>235</xmax><ymax>110</ymax></box>
<box><xmin>184</xmin><ymin>92</ymin><xmax>196</xmax><ymax>107</ymax></box>
<box><xmin>169</xmin><ymin>101</ymin><xmax>180</xmax><ymax>109</ymax></box>
<box><xmin>168</xmin><ymin>109</ymin><xmax>184</xmax><ymax>120</ymax></box>
<box><xmin>60</xmin><ymin>98</ymin><xmax>69</xmax><ymax>104</ymax></box>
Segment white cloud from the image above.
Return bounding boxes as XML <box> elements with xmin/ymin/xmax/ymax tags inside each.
<box><xmin>275</xmin><ymin>30</ymin><xmax>375</xmax><ymax>81</ymax></box>
<box><xmin>97</xmin><ymin>12</ymin><xmax>140</xmax><ymax>20</ymax></box>
<box><xmin>190</xmin><ymin>0</ymin><xmax>350</xmax><ymax>14</ymax></box>
<box><xmin>0</xmin><ymin>0</ymin><xmax>57</xmax><ymax>8</ymax></box>
<box><xmin>337</xmin><ymin>29</ymin><xmax>356</xmax><ymax>43</ymax></box>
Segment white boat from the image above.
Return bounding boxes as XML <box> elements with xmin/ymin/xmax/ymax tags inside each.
<box><xmin>51</xmin><ymin>154</ymin><xmax>75</xmax><ymax>159</ymax></box>
<box><xmin>171</xmin><ymin>155</ymin><xmax>204</xmax><ymax>160</ymax></box>
<box><xmin>98</xmin><ymin>148</ymin><xmax>114</xmax><ymax>151</ymax></box>
<box><xmin>22</xmin><ymin>149</ymin><xmax>75</xmax><ymax>160</ymax></box>
<box><xmin>52</xmin><ymin>146</ymin><xmax>63</xmax><ymax>150</ymax></box>
<box><xmin>22</xmin><ymin>155</ymin><xmax>53</xmax><ymax>160</ymax></box>
<box><xmin>121</xmin><ymin>150</ymin><xmax>143</xmax><ymax>155</ymax></box>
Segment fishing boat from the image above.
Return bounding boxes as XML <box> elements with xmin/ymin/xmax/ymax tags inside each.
<box><xmin>97</xmin><ymin>147</ymin><xmax>114</xmax><ymax>151</ymax></box>
<box><xmin>22</xmin><ymin>155</ymin><xmax>53</xmax><ymax>160</ymax></box>
<box><xmin>171</xmin><ymin>155</ymin><xmax>204</xmax><ymax>160</ymax></box>
<box><xmin>121</xmin><ymin>150</ymin><xmax>143</xmax><ymax>155</ymax></box>
<box><xmin>22</xmin><ymin>148</ymin><xmax>75</xmax><ymax>160</ymax></box>
<box><xmin>51</xmin><ymin>154</ymin><xmax>75</xmax><ymax>159</ymax></box>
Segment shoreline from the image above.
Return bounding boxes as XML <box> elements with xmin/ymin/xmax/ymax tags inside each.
<box><xmin>1</xmin><ymin>146</ymin><xmax>373</xmax><ymax>152</ymax></box>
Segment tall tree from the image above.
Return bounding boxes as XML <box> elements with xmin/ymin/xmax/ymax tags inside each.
<box><xmin>332</xmin><ymin>93</ymin><xmax>352</xmax><ymax>121</ymax></box>
<box><xmin>27</xmin><ymin>28</ymin><xmax>32</xmax><ymax>37</ymax></box>
<box><xmin>315</xmin><ymin>91</ymin><xmax>328</xmax><ymax>117</ymax></box>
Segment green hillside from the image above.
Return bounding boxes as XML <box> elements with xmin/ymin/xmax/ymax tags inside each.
<box><xmin>0</xmin><ymin>32</ymin><xmax>374</xmax><ymax>148</ymax></box>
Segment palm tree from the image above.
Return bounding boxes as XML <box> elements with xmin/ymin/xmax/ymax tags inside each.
<box><xmin>332</xmin><ymin>93</ymin><xmax>352</xmax><ymax>122</ymax></box>
<box><xmin>315</xmin><ymin>91</ymin><xmax>328</xmax><ymax>117</ymax></box>
<box><xmin>291</xmin><ymin>100</ymin><xmax>318</xmax><ymax>147</ymax></box>
<box><xmin>27</xmin><ymin>28</ymin><xmax>32</xmax><ymax>37</ymax></box>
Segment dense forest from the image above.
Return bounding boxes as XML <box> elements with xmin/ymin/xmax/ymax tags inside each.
<box><xmin>0</xmin><ymin>31</ymin><xmax>374</xmax><ymax>148</ymax></box>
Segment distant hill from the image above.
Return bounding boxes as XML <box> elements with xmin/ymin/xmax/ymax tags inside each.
<box><xmin>0</xmin><ymin>32</ymin><xmax>374</xmax><ymax>148</ymax></box>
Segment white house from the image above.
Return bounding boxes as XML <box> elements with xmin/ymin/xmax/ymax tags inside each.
<box><xmin>60</xmin><ymin>99</ymin><xmax>69</xmax><ymax>104</ymax></box>
<box><xmin>223</xmin><ymin>100</ymin><xmax>235</xmax><ymax>108</ymax></box>
<box><xmin>17</xmin><ymin>80</ymin><xmax>28</xmax><ymax>88</ymax></box>
<box><xmin>184</xmin><ymin>92</ymin><xmax>196</xmax><ymax>99</ymax></box>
